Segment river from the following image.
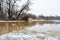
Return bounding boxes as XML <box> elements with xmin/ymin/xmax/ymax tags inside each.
<box><xmin>0</xmin><ymin>21</ymin><xmax>60</xmax><ymax>40</ymax></box>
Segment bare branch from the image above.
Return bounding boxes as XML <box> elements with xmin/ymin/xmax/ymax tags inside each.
<box><xmin>16</xmin><ymin>0</ymin><xmax>30</xmax><ymax>19</ymax></box>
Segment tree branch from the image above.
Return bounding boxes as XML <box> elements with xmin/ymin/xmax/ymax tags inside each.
<box><xmin>16</xmin><ymin>0</ymin><xmax>29</xmax><ymax>19</ymax></box>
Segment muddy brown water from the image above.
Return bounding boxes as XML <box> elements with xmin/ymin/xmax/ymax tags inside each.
<box><xmin>0</xmin><ymin>21</ymin><xmax>60</xmax><ymax>40</ymax></box>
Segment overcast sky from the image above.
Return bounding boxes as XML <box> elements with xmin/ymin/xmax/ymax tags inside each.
<box><xmin>17</xmin><ymin>0</ymin><xmax>60</xmax><ymax>16</ymax></box>
<box><xmin>28</xmin><ymin>0</ymin><xmax>60</xmax><ymax>16</ymax></box>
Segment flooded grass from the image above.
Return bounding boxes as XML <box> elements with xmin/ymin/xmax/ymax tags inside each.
<box><xmin>0</xmin><ymin>21</ymin><xmax>60</xmax><ymax>40</ymax></box>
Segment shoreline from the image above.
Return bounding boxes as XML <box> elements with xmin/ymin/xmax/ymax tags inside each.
<box><xmin>0</xmin><ymin>20</ymin><xmax>26</xmax><ymax>22</ymax></box>
<box><xmin>0</xmin><ymin>20</ymin><xmax>60</xmax><ymax>22</ymax></box>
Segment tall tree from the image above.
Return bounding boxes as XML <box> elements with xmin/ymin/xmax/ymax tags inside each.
<box><xmin>0</xmin><ymin>0</ymin><xmax>30</xmax><ymax>20</ymax></box>
<box><xmin>16</xmin><ymin>0</ymin><xmax>30</xmax><ymax>19</ymax></box>
<box><xmin>6</xmin><ymin>0</ymin><xmax>18</xmax><ymax>20</ymax></box>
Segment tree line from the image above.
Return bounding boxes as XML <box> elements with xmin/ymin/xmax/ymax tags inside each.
<box><xmin>0</xmin><ymin>0</ymin><xmax>30</xmax><ymax>20</ymax></box>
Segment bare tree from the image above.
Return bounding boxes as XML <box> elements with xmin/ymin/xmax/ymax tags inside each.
<box><xmin>0</xmin><ymin>0</ymin><xmax>30</xmax><ymax>20</ymax></box>
<box><xmin>16</xmin><ymin>0</ymin><xmax>30</xmax><ymax>19</ymax></box>
<box><xmin>5</xmin><ymin>0</ymin><xmax>19</xmax><ymax>20</ymax></box>
<box><xmin>0</xmin><ymin>0</ymin><xmax>6</xmax><ymax>19</ymax></box>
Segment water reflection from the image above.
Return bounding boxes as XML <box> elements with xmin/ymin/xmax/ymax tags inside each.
<box><xmin>0</xmin><ymin>22</ymin><xmax>36</xmax><ymax>35</ymax></box>
<box><xmin>0</xmin><ymin>22</ymin><xmax>60</xmax><ymax>40</ymax></box>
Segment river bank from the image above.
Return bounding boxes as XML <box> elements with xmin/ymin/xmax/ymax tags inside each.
<box><xmin>0</xmin><ymin>19</ymin><xmax>60</xmax><ymax>23</ymax></box>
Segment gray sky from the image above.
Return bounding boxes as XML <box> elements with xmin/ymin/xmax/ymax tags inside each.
<box><xmin>16</xmin><ymin>0</ymin><xmax>60</xmax><ymax>16</ymax></box>
<box><xmin>28</xmin><ymin>0</ymin><xmax>60</xmax><ymax>16</ymax></box>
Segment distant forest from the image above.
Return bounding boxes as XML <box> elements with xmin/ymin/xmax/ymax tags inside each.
<box><xmin>28</xmin><ymin>13</ymin><xmax>60</xmax><ymax>20</ymax></box>
<box><xmin>38</xmin><ymin>15</ymin><xmax>60</xmax><ymax>20</ymax></box>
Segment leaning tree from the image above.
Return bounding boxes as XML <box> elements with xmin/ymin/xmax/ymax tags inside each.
<box><xmin>6</xmin><ymin>0</ymin><xmax>30</xmax><ymax>20</ymax></box>
<box><xmin>0</xmin><ymin>0</ymin><xmax>30</xmax><ymax>20</ymax></box>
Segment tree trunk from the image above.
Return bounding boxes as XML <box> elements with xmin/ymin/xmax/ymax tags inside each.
<box><xmin>8</xmin><ymin>1</ymin><xmax>12</xmax><ymax>20</ymax></box>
